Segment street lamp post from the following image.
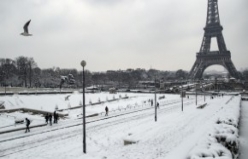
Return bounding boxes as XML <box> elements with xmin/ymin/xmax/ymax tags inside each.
<box><xmin>154</xmin><ymin>78</ymin><xmax>157</xmax><ymax>122</ymax></box>
<box><xmin>4</xmin><ymin>83</ymin><xmax>6</xmax><ymax>95</ymax></box>
<box><xmin>81</xmin><ymin>60</ymin><xmax>86</xmax><ymax>154</ymax></box>
<box><xmin>201</xmin><ymin>79</ymin><xmax>205</xmax><ymax>102</ymax></box>
<box><xmin>181</xmin><ymin>78</ymin><xmax>183</xmax><ymax>111</ymax></box>
<box><xmin>195</xmin><ymin>80</ymin><xmax>198</xmax><ymax>106</ymax></box>
<box><xmin>2</xmin><ymin>71</ymin><xmax>6</xmax><ymax>95</ymax></box>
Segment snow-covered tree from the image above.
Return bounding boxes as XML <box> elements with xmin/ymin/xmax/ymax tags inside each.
<box><xmin>16</xmin><ymin>56</ymin><xmax>29</xmax><ymax>87</ymax></box>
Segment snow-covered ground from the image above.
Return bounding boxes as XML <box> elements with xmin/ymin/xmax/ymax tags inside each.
<box><xmin>0</xmin><ymin>93</ymin><xmax>243</xmax><ymax>159</ymax></box>
<box><xmin>239</xmin><ymin>101</ymin><xmax>248</xmax><ymax>159</ymax></box>
<box><xmin>0</xmin><ymin>92</ymin><xmax>179</xmax><ymax>128</ymax></box>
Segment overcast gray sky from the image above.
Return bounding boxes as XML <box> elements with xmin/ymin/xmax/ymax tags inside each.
<box><xmin>0</xmin><ymin>0</ymin><xmax>247</xmax><ymax>72</ymax></box>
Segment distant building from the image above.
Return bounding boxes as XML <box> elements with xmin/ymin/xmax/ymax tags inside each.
<box><xmin>109</xmin><ymin>87</ymin><xmax>117</xmax><ymax>94</ymax></box>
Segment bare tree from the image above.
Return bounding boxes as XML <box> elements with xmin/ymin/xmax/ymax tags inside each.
<box><xmin>27</xmin><ymin>57</ymin><xmax>37</xmax><ymax>87</ymax></box>
<box><xmin>0</xmin><ymin>58</ymin><xmax>17</xmax><ymax>85</ymax></box>
<box><xmin>16</xmin><ymin>56</ymin><xmax>29</xmax><ymax>87</ymax></box>
<box><xmin>175</xmin><ymin>69</ymin><xmax>188</xmax><ymax>79</ymax></box>
<box><xmin>33</xmin><ymin>67</ymin><xmax>41</xmax><ymax>87</ymax></box>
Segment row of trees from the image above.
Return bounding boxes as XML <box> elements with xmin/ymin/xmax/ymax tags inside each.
<box><xmin>0</xmin><ymin>57</ymin><xmax>190</xmax><ymax>88</ymax></box>
<box><xmin>1</xmin><ymin>56</ymin><xmax>247</xmax><ymax>89</ymax></box>
<box><xmin>0</xmin><ymin>57</ymin><xmax>37</xmax><ymax>87</ymax></box>
<box><xmin>0</xmin><ymin>57</ymin><xmax>81</xmax><ymax>88</ymax></box>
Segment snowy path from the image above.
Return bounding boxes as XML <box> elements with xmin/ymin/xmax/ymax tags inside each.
<box><xmin>239</xmin><ymin>101</ymin><xmax>248</xmax><ymax>159</ymax></box>
<box><xmin>0</xmin><ymin>96</ymin><xmax>236</xmax><ymax>159</ymax></box>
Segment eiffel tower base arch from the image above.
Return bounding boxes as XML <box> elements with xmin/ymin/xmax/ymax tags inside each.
<box><xmin>189</xmin><ymin>51</ymin><xmax>240</xmax><ymax>79</ymax></box>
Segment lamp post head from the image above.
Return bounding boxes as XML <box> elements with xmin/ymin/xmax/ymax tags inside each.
<box><xmin>81</xmin><ymin>60</ymin><xmax>86</xmax><ymax>67</ymax></box>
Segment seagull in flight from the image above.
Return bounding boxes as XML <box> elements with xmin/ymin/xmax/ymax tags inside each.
<box><xmin>20</xmin><ymin>19</ymin><xmax>32</xmax><ymax>36</ymax></box>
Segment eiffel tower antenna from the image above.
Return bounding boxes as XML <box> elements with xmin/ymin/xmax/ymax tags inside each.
<box><xmin>188</xmin><ymin>0</ymin><xmax>241</xmax><ymax>80</ymax></box>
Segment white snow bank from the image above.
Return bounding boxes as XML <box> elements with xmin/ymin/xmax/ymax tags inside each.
<box><xmin>187</xmin><ymin>95</ymin><xmax>241</xmax><ymax>159</ymax></box>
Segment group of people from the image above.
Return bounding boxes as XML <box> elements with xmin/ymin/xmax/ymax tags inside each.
<box><xmin>25</xmin><ymin>101</ymin><xmax>163</xmax><ymax>133</ymax></box>
<box><xmin>24</xmin><ymin>111</ymin><xmax>59</xmax><ymax>133</ymax></box>
<box><xmin>45</xmin><ymin>111</ymin><xmax>59</xmax><ymax>125</ymax></box>
<box><xmin>149</xmin><ymin>99</ymin><xmax>160</xmax><ymax>108</ymax></box>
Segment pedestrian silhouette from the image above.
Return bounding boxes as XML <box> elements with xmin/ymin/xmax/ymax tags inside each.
<box><xmin>54</xmin><ymin>111</ymin><xmax>58</xmax><ymax>123</ymax></box>
<box><xmin>105</xmin><ymin>106</ymin><xmax>109</xmax><ymax>116</ymax></box>
<box><xmin>49</xmin><ymin>114</ymin><xmax>52</xmax><ymax>126</ymax></box>
<box><xmin>25</xmin><ymin>118</ymin><xmax>30</xmax><ymax>133</ymax></box>
<box><xmin>45</xmin><ymin>113</ymin><xmax>49</xmax><ymax>124</ymax></box>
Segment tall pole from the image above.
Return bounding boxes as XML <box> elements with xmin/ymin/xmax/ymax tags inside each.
<box><xmin>181</xmin><ymin>79</ymin><xmax>183</xmax><ymax>111</ymax></box>
<box><xmin>195</xmin><ymin>80</ymin><xmax>197</xmax><ymax>106</ymax></box>
<box><xmin>4</xmin><ymin>73</ymin><xmax>6</xmax><ymax>95</ymax></box>
<box><xmin>154</xmin><ymin>78</ymin><xmax>157</xmax><ymax>122</ymax></box>
<box><xmin>81</xmin><ymin>60</ymin><xmax>86</xmax><ymax>154</ymax></box>
<box><xmin>204</xmin><ymin>91</ymin><xmax>205</xmax><ymax>102</ymax></box>
<box><xmin>3</xmin><ymin>71</ymin><xmax>6</xmax><ymax>95</ymax></box>
<box><xmin>202</xmin><ymin>80</ymin><xmax>205</xmax><ymax>102</ymax></box>
<box><xmin>83</xmin><ymin>66</ymin><xmax>86</xmax><ymax>153</ymax></box>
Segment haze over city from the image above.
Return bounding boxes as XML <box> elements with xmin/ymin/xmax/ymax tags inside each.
<box><xmin>1</xmin><ymin>0</ymin><xmax>247</xmax><ymax>72</ymax></box>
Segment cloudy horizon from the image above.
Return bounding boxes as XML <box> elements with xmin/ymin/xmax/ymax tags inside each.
<box><xmin>1</xmin><ymin>0</ymin><xmax>247</xmax><ymax>72</ymax></box>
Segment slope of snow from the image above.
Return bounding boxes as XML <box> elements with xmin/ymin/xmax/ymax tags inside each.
<box><xmin>0</xmin><ymin>93</ymin><xmax>241</xmax><ymax>159</ymax></box>
<box><xmin>239</xmin><ymin>101</ymin><xmax>248</xmax><ymax>159</ymax></box>
<box><xmin>186</xmin><ymin>96</ymin><xmax>240</xmax><ymax>159</ymax></box>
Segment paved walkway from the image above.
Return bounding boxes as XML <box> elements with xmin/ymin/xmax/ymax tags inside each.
<box><xmin>239</xmin><ymin>101</ymin><xmax>248</xmax><ymax>159</ymax></box>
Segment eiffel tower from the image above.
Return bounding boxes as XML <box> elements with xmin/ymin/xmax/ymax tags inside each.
<box><xmin>188</xmin><ymin>0</ymin><xmax>240</xmax><ymax>79</ymax></box>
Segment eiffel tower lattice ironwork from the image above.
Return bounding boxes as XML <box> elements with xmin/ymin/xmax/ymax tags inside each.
<box><xmin>188</xmin><ymin>0</ymin><xmax>240</xmax><ymax>79</ymax></box>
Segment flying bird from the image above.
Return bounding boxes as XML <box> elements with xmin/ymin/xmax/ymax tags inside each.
<box><xmin>20</xmin><ymin>19</ymin><xmax>32</xmax><ymax>36</ymax></box>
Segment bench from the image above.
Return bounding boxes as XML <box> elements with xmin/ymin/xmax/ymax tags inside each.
<box><xmin>197</xmin><ymin>103</ymin><xmax>207</xmax><ymax>109</ymax></box>
<box><xmin>123</xmin><ymin>139</ymin><xmax>138</xmax><ymax>145</ymax></box>
<box><xmin>15</xmin><ymin>118</ymin><xmax>24</xmax><ymax>124</ymax></box>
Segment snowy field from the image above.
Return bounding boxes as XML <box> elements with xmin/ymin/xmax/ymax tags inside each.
<box><xmin>0</xmin><ymin>92</ymin><xmax>179</xmax><ymax>128</ymax></box>
<box><xmin>0</xmin><ymin>93</ymin><xmax>242</xmax><ymax>159</ymax></box>
<box><xmin>0</xmin><ymin>92</ymin><xmax>186</xmax><ymax>136</ymax></box>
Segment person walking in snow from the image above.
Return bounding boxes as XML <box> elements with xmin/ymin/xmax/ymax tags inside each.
<box><xmin>56</xmin><ymin>113</ymin><xmax>59</xmax><ymax>123</ymax></box>
<box><xmin>25</xmin><ymin>118</ymin><xmax>30</xmax><ymax>133</ymax></box>
<box><xmin>157</xmin><ymin>102</ymin><xmax>159</xmax><ymax>109</ymax></box>
<box><xmin>105</xmin><ymin>106</ymin><xmax>109</xmax><ymax>116</ymax></box>
<box><xmin>53</xmin><ymin>111</ymin><xmax>57</xmax><ymax>123</ymax></box>
<box><xmin>49</xmin><ymin>114</ymin><xmax>52</xmax><ymax>126</ymax></box>
<box><xmin>54</xmin><ymin>112</ymin><xmax>59</xmax><ymax>124</ymax></box>
<box><xmin>45</xmin><ymin>113</ymin><xmax>49</xmax><ymax>124</ymax></box>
